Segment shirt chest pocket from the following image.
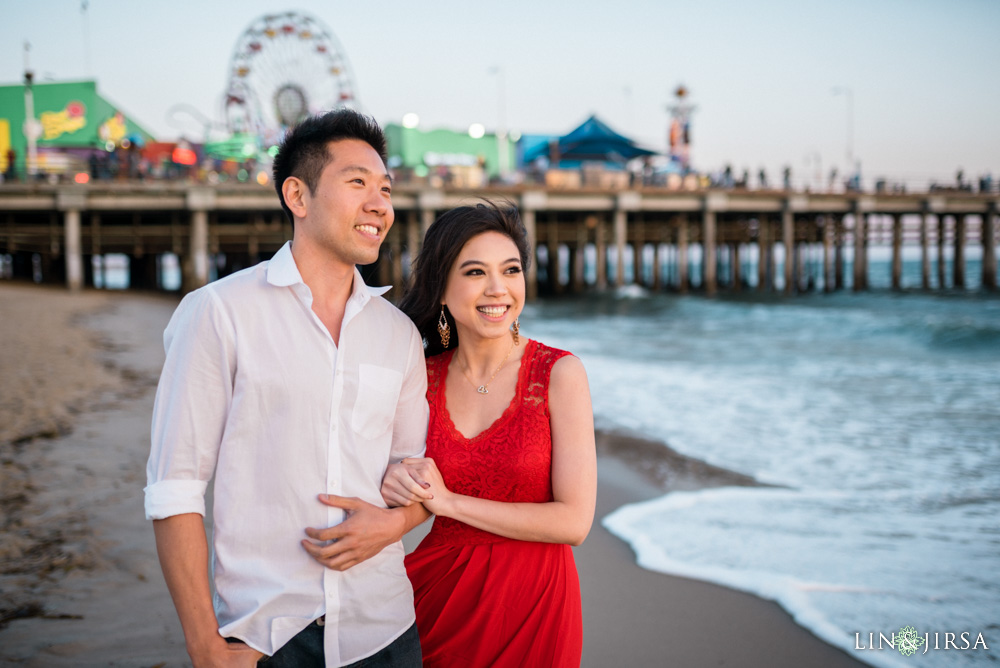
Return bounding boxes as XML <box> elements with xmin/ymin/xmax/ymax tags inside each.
<box><xmin>351</xmin><ymin>364</ymin><xmax>404</xmax><ymax>440</ymax></box>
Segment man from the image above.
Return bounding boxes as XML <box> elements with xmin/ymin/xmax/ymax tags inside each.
<box><xmin>145</xmin><ymin>110</ymin><xmax>430</xmax><ymax>667</ymax></box>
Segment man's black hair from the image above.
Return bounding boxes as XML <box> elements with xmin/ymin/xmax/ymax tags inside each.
<box><xmin>272</xmin><ymin>109</ymin><xmax>388</xmax><ymax>225</ymax></box>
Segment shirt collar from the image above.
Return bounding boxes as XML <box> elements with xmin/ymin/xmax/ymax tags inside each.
<box><xmin>266</xmin><ymin>241</ymin><xmax>392</xmax><ymax>303</ymax></box>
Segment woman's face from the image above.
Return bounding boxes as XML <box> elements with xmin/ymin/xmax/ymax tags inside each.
<box><xmin>441</xmin><ymin>231</ymin><xmax>525</xmax><ymax>344</ymax></box>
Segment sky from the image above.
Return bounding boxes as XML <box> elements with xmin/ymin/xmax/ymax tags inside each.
<box><xmin>2</xmin><ymin>0</ymin><xmax>998</xmax><ymax>189</ymax></box>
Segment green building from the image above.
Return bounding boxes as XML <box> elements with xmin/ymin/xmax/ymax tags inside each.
<box><xmin>385</xmin><ymin>123</ymin><xmax>514</xmax><ymax>181</ymax></box>
<box><xmin>0</xmin><ymin>79</ymin><xmax>154</xmax><ymax>175</ymax></box>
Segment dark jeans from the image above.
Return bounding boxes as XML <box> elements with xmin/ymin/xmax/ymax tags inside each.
<box><xmin>230</xmin><ymin>621</ymin><xmax>421</xmax><ymax>668</ymax></box>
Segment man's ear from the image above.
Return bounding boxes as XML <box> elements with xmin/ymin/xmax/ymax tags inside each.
<box><xmin>281</xmin><ymin>176</ymin><xmax>309</xmax><ymax>221</ymax></box>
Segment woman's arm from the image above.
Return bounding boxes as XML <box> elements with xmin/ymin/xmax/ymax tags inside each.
<box><xmin>408</xmin><ymin>355</ymin><xmax>597</xmax><ymax>546</ymax></box>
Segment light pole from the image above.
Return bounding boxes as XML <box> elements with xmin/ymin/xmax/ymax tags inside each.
<box><xmin>23</xmin><ymin>42</ymin><xmax>40</xmax><ymax>178</ymax></box>
<box><xmin>831</xmin><ymin>86</ymin><xmax>854</xmax><ymax>176</ymax></box>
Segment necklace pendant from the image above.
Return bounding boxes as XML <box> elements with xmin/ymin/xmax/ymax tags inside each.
<box><xmin>477</xmin><ymin>386</ymin><xmax>489</xmax><ymax>394</ymax></box>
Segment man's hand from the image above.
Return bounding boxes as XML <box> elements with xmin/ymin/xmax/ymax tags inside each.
<box><xmin>189</xmin><ymin>637</ymin><xmax>265</xmax><ymax>668</ymax></box>
<box><xmin>381</xmin><ymin>460</ymin><xmax>434</xmax><ymax>507</ymax></box>
<box><xmin>302</xmin><ymin>494</ymin><xmax>406</xmax><ymax>571</ymax></box>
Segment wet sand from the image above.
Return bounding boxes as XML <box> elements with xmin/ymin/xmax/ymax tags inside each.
<box><xmin>0</xmin><ymin>283</ymin><xmax>865</xmax><ymax>667</ymax></box>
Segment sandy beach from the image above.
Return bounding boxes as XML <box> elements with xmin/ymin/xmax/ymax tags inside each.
<box><xmin>0</xmin><ymin>282</ymin><xmax>866</xmax><ymax>667</ymax></box>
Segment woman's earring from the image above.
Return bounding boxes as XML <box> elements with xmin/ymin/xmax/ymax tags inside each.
<box><xmin>437</xmin><ymin>307</ymin><xmax>451</xmax><ymax>348</ymax></box>
<box><xmin>511</xmin><ymin>317</ymin><xmax>520</xmax><ymax>346</ymax></box>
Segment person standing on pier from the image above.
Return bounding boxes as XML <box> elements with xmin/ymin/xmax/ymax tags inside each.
<box><xmin>145</xmin><ymin>109</ymin><xmax>428</xmax><ymax>667</ymax></box>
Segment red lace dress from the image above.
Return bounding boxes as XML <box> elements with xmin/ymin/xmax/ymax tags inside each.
<box><xmin>404</xmin><ymin>339</ymin><xmax>583</xmax><ymax>667</ymax></box>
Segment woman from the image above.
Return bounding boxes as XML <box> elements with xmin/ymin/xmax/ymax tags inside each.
<box><xmin>381</xmin><ymin>201</ymin><xmax>597</xmax><ymax>667</ymax></box>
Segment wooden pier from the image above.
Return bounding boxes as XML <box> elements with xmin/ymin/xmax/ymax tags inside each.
<box><xmin>0</xmin><ymin>183</ymin><xmax>996</xmax><ymax>297</ymax></box>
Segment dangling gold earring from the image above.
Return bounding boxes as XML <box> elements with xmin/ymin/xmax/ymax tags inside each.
<box><xmin>511</xmin><ymin>317</ymin><xmax>520</xmax><ymax>346</ymax></box>
<box><xmin>437</xmin><ymin>307</ymin><xmax>451</xmax><ymax>348</ymax></box>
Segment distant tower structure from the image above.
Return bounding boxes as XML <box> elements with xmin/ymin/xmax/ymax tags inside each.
<box><xmin>666</xmin><ymin>84</ymin><xmax>695</xmax><ymax>173</ymax></box>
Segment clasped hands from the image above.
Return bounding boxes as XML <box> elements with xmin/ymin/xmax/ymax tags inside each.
<box><xmin>301</xmin><ymin>458</ymin><xmax>449</xmax><ymax>572</ymax></box>
<box><xmin>379</xmin><ymin>457</ymin><xmax>451</xmax><ymax>514</ymax></box>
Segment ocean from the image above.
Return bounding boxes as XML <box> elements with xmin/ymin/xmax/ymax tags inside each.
<box><xmin>524</xmin><ymin>262</ymin><xmax>999</xmax><ymax>667</ymax></box>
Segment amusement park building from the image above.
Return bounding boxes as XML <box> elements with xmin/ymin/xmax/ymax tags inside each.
<box><xmin>0</xmin><ymin>79</ymin><xmax>155</xmax><ymax>177</ymax></box>
<box><xmin>385</xmin><ymin>123</ymin><xmax>515</xmax><ymax>185</ymax></box>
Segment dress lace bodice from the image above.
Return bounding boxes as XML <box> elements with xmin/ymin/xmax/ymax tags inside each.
<box><xmin>422</xmin><ymin>339</ymin><xmax>571</xmax><ymax>546</ymax></box>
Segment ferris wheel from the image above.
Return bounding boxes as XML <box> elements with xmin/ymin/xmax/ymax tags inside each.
<box><xmin>224</xmin><ymin>12</ymin><xmax>359</xmax><ymax>144</ymax></box>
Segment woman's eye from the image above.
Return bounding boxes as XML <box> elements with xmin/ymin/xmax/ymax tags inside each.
<box><xmin>465</xmin><ymin>269</ymin><xmax>485</xmax><ymax>276</ymax></box>
<box><xmin>505</xmin><ymin>266</ymin><xmax>522</xmax><ymax>274</ymax></box>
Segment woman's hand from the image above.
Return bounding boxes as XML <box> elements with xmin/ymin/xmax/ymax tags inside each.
<box><xmin>380</xmin><ymin>459</ymin><xmax>434</xmax><ymax>507</ymax></box>
<box><xmin>399</xmin><ymin>458</ymin><xmax>455</xmax><ymax>517</ymax></box>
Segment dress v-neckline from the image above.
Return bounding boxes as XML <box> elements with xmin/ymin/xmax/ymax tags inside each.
<box><xmin>440</xmin><ymin>340</ymin><xmax>534</xmax><ymax>445</ymax></box>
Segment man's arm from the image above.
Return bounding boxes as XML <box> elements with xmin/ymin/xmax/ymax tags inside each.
<box><xmin>153</xmin><ymin>514</ymin><xmax>263</xmax><ymax>667</ymax></box>
<box><xmin>146</xmin><ymin>290</ymin><xmax>249</xmax><ymax>665</ymax></box>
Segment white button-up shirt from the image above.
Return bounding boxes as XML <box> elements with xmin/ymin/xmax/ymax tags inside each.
<box><xmin>145</xmin><ymin>242</ymin><xmax>428</xmax><ymax>666</ymax></box>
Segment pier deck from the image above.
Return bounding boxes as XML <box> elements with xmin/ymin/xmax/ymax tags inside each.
<box><xmin>1</xmin><ymin>183</ymin><xmax>996</xmax><ymax>296</ymax></box>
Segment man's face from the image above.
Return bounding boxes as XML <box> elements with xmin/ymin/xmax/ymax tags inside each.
<box><xmin>298</xmin><ymin>139</ymin><xmax>394</xmax><ymax>270</ymax></box>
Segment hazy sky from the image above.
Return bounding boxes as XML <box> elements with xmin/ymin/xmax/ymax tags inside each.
<box><xmin>2</xmin><ymin>0</ymin><xmax>998</xmax><ymax>187</ymax></box>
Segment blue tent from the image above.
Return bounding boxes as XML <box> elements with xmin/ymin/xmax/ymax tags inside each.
<box><xmin>522</xmin><ymin>115</ymin><xmax>656</xmax><ymax>166</ymax></box>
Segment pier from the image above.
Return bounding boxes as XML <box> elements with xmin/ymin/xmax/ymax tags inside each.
<box><xmin>1</xmin><ymin>183</ymin><xmax>996</xmax><ymax>297</ymax></box>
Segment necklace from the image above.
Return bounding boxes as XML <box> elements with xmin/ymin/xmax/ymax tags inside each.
<box><xmin>459</xmin><ymin>339</ymin><xmax>516</xmax><ymax>395</ymax></box>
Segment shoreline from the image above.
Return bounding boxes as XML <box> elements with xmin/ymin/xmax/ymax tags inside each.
<box><xmin>0</xmin><ymin>283</ymin><xmax>865</xmax><ymax>666</ymax></box>
<box><xmin>578</xmin><ymin>436</ymin><xmax>865</xmax><ymax>667</ymax></box>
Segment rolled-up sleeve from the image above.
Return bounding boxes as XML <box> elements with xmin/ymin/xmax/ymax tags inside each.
<box><xmin>145</xmin><ymin>288</ymin><xmax>236</xmax><ymax>520</ymax></box>
<box><xmin>388</xmin><ymin>324</ymin><xmax>429</xmax><ymax>463</ymax></box>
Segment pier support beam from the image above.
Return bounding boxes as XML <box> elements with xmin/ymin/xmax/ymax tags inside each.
<box><xmin>188</xmin><ymin>211</ymin><xmax>209</xmax><ymax>290</ymax></box>
<box><xmin>984</xmin><ymin>204</ymin><xmax>997</xmax><ymax>290</ymax></box>
<box><xmin>390</xmin><ymin>225</ymin><xmax>403</xmax><ymax>290</ymax></box>
<box><xmin>57</xmin><ymin>188</ymin><xmax>86</xmax><ymax>292</ymax></box>
<box><xmin>702</xmin><ymin>210</ymin><xmax>717</xmax><ymax>295</ymax></box>
<box><xmin>834</xmin><ymin>216</ymin><xmax>845</xmax><ymax>290</ymax></box>
<box><xmin>573</xmin><ymin>220</ymin><xmax>588</xmax><ymax>293</ymax></box>
<box><xmin>822</xmin><ymin>216</ymin><xmax>833</xmax><ymax>292</ymax></box>
<box><xmin>852</xmin><ymin>200</ymin><xmax>872</xmax><ymax>291</ymax></box>
<box><xmin>547</xmin><ymin>218</ymin><xmax>561</xmax><ymax>294</ymax></box>
<box><xmin>418</xmin><ymin>189</ymin><xmax>443</xmax><ymax>237</ymax></box>
<box><xmin>937</xmin><ymin>214</ymin><xmax>947</xmax><ymax>289</ymax></box>
<box><xmin>64</xmin><ymin>210</ymin><xmax>83</xmax><ymax>291</ymax></box>
<box><xmin>891</xmin><ymin>214</ymin><xmax>903</xmax><ymax>290</ymax></box>
<box><xmin>522</xmin><ymin>208</ymin><xmax>538</xmax><ymax>300</ymax></box>
<box><xmin>731</xmin><ymin>243</ymin><xmax>742</xmax><ymax>291</ymax></box>
<box><xmin>521</xmin><ymin>191</ymin><xmax>545</xmax><ymax>301</ymax></box>
<box><xmin>702</xmin><ymin>195</ymin><xmax>724</xmax><ymax>295</ymax></box>
<box><xmin>782</xmin><ymin>208</ymin><xmax>794</xmax><ymax>294</ymax></box>
<box><xmin>652</xmin><ymin>237</ymin><xmax>662</xmax><ymax>290</ymax></box>
<box><xmin>595</xmin><ymin>217</ymin><xmax>607</xmax><ymax>290</ymax></box>
<box><xmin>920</xmin><ymin>212</ymin><xmax>931</xmax><ymax>290</ymax></box>
<box><xmin>184</xmin><ymin>188</ymin><xmax>215</xmax><ymax>292</ymax></box>
<box><xmin>677</xmin><ymin>215</ymin><xmax>689</xmax><ymax>293</ymax></box>
<box><xmin>953</xmin><ymin>214</ymin><xmax>967</xmax><ymax>289</ymax></box>
<box><xmin>406</xmin><ymin>210</ymin><xmax>420</xmax><ymax>277</ymax></box>
<box><xmin>757</xmin><ymin>215</ymin><xmax>770</xmax><ymax>291</ymax></box>
<box><xmin>613</xmin><ymin>209</ymin><xmax>626</xmax><ymax>288</ymax></box>
<box><xmin>615</xmin><ymin>193</ymin><xmax>640</xmax><ymax>288</ymax></box>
